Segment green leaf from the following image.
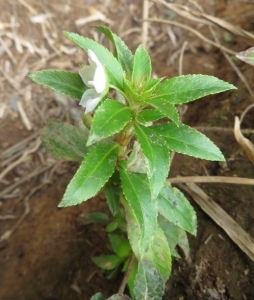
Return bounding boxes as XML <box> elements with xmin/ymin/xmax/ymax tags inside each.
<box><xmin>158</xmin><ymin>183</ymin><xmax>197</xmax><ymax>235</ymax></box>
<box><xmin>136</xmin><ymin>109</ymin><xmax>165</xmax><ymax>124</ymax></box>
<box><xmin>144</xmin><ymin>225</ymin><xmax>172</xmax><ymax>281</ymax></box>
<box><xmin>94</xmin><ymin>25</ymin><xmax>134</xmax><ymax>75</ymax></box>
<box><xmin>127</xmin><ymin>141</ymin><xmax>147</xmax><ymax>173</ymax></box>
<box><xmin>127</xmin><ymin>259</ymin><xmax>138</xmax><ymax>300</ymax></box>
<box><xmin>123</xmin><ymin>78</ymin><xmax>139</xmax><ymax>100</ymax></box>
<box><xmin>132</xmin><ymin>45</ymin><xmax>151</xmax><ymax>88</ymax></box>
<box><xmin>106</xmin><ymin>220</ymin><xmax>118</xmax><ymax>233</ymax></box>
<box><xmin>28</xmin><ymin>70</ymin><xmax>87</xmax><ymax>100</ymax></box>
<box><xmin>87</xmin><ymin>99</ymin><xmax>132</xmax><ymax>146</ymax></box>
<box><xmin>106</xmin><ymin>295</ymin><xmax>131</xmax><ymax>300</ymax></box>
<box><xmin>152</xmin><ymin>122</ymin><xmax>225</xmax><ymax>161</ymax></box>
<box><xmin>134</xmin><ymin>123</ymin><xmax>170</xmax><ymax>198</ymax></box>
<box><xmin>133</xmin><ymin>259</ymin><xmax>165</xmax><ymax>300</ymax></box>
<box><xmin>142</xmin><ymin>98</ymin><xmax>179</xmax><ymax>125</ymax></box>
<box><xmin>151</xmin><ymin>74</ymin><xmax>236</xmax><ymax>104</ymax></box>
<box><xmin>108</xmin><ymin>234</ymin><xmax>131</xmax><ymax>258</ymax></box>
<box><xmin>104</xmin><ymin>181</ymin><xmax>120</xmax><ymax>216</ymax></box>
<box><xmin>158</xmin><ymin>215</ymin><xmax>190</xmax><ymax>258</ymax></box>
<box><xmin>40</xmin><ymin>119</ymin><xmax>88</xmax><ymax>161</ymax></box>
<box><xmin>84</xmin><ymin>212</ymin><xmax>109</xmax><ymax>223</ymax></box>
<box><xmin>90</xmin><ymin>292</ymin><xmax>104</xmax><ymax>300</ymax></box>
<box><xmin>119</xmin><ymin>163</ymin><xmax>158</xmax><ymax>258</ymax></box>
<box><xmin>63</xmin><ymin>31</ymin><xmax>124</xmax><ymax>89</ymax></box>
<box><xmin>92</xmin><ymin>255</ymin><xmax>123</xmax><ymax>270</ymax></box>
<box><xmin>59</xmin><ymin>143</ymin><xmax>118</xmax><ymax>207</ymax></box>
<box><xmin>236</xmin><ymin>47</ymin><xmax>254</xmax><ymax>66</ymax></box>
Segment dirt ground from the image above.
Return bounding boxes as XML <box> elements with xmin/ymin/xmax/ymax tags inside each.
<box><xmin>1</xmin><ymin>0</ymin><xmax>254</xmax><ymax>299</ymax></box>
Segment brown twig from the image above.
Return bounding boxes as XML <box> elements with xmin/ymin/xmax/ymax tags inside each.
<box><xmin>142</xmin><ymin>0</ymin><xmax>150</xmax><ymax>47</ymax></box>
<box><xmin>168</xmin><ymin>176</ymin><xmax>254</xmax><ymax>185</ymax></box>
<box><xmin>145</xmin><ymin>18</ymin><xmax>236</xmax><ymax>56</ymax></box>
<box><xmin>178</xmin><ymin>183</ymin><xmax>254</xmax><ymax>262</ymax></box>
<box><xmin>118</xmin><ymin>253</ymin><xmax>136</xmax><ymax>294</ymax></box>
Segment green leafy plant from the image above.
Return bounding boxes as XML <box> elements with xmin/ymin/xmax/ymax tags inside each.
<box><xmin>29</xmin><ymin>26</ymin><xmax>236</xmax><ymax>299</ymax></box>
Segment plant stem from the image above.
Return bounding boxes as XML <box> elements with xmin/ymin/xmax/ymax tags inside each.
<box><xmin>118</xmin><ymin>253</ymin><xmax>136</xmax><ymax>294</ymax></box>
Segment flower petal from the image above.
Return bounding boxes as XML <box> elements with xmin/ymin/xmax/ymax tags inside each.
<box><xmin>93</xmin><ymin>65</ymin><xmax>107</xmax><ymax>93</ymax></box>
<box><xmin>88</xmin><ymin>49</ymin><xmax>101</xmax><ymax>68</ymax></box>
<box><xmin>79</xmin><ymin>88</ymin><xmax>101</xmax><ymax>113</ymax></box>
<box><xmin>85</xmin><ymin>96</ymin><xmax>102</xmax><ymax>113</ymax></box>
<box><xmin>79</xmin><ymin>66</ymin><xmax>95</xmax><ymax>87</ymax></box>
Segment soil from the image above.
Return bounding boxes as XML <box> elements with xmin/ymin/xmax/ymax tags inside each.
<box><xmin>1</xmin><ymin>0</ymin><xmax>254</xmax><ymax>299</ymax></box>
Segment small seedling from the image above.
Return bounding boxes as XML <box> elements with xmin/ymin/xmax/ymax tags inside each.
<box><xmin>29</xmin><ymin>26</ymin><xmax>236</xmax><ymax>300</ymax></box>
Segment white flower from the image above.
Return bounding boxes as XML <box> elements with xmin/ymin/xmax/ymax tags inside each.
<box><xmin>79</xmin><ymin>49</ymin><xmax>107</xmax><ymax>113</ymax></box>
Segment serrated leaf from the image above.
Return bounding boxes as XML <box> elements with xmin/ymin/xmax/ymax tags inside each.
<box><xmin>127</xmin><ymin>141</ymin><xmax>147</xmax><ymax>173</ymax></box>
<box><xmin>108</xmin><ymin>234</ymin><xmax>131</xmax><ymax>258</ymax></box>
<box><xmin>132</xmin><ymin>45</ymin><xmax>151</xmax><ymax>89</ymax></box>
<box><xmin>236</xmin><ymin>47</ymin><xmax>254</xmax><ymax>66</ymax></box>
<box><xmin>92</xmin><ymin>255</ymin><xmax>123</xmax><ymax>270</ymax></box>
<box><xmin>28</xmin><ymin>70</ymin><xmax>87</xmax><ymax>100</ymax></box>
<box><xmin>134</xmin><ymin>123</ymin><xmax>170</xmax><ymax>198</ymax></box>
<box><xmin>63</xmin><ymin>31</ymin><xmax>124</xmax><ymax>89</ymax></box>
<box><xmin>59</xmin><ymin>143</ymin><xmax>118</xmax><ymax>207</ymax></box>
<box><xmin>141</xmin><ymin>98</ymin><xmax>180</xmax><ymax>125</ymax></box>
<box><xmin>94</xmin><ymin>25</ymin><xmax>134</xmax><ymax>75</ymax></box>
<box><xmin>133</xmin><ymin>259</ymin><xmax>165</xmax><ymax>300</ymax></box>
<box><xmin>87</xmin><ymin>99</ymin><xmax>132</xmax><ymax>146</ymax></box>
<box><xmin>119</xmin><ymin>163</ymin><xmax>158</xmax><ymax>258</ymax></box>
<box><xmin>104</xmin><ymin>181</ymin><xmax>120</xmax><ymax>216</ymax></box>
<box><xmin>123</xmin><ymin>78</ymin><xmax>139</xmax><ymax>100</ymax></box>
<box><xmin>144</xmin><ymin>225</ymin><xmax>172</xmax><ymax>281</ymax></box>
<box><xmin>152</xmin><ymin>122</ymin><xmax>225</xmax><ymax>161</ymax></box>
<box><xmin>158</xmin><ymin>183</ymin><xmax>197</xmax><ymax>235</ymax></box>
<box><xmin>136</xmin><ymin>109</ymin><xmax>165</xmax><ymax>124</ymax></box>
<box><xmin>151</xmin><ymin>75</ymin><xmax>236</xmax><ymax>104</ymax></box>
<box><xmin>158</xmin><ymin>215</ymin><xmax>190</xmax><ymax>258</ymax></box>
<box><xmin>40</xmin><ymin>119</ymin><xmax>88</xmax><ymax>161</ymax></box>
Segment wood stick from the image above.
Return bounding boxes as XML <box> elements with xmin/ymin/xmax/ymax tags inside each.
<box><xmin>178</xmin><ymin>182</ymin><xmax>254</xmax><ymax>262</ymax></box>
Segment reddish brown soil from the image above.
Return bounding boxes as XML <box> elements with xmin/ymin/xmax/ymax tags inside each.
<box><xmin>1</xmin><ymin>1</ymin><xmax>254</xmax><ymax>299</ymax></box>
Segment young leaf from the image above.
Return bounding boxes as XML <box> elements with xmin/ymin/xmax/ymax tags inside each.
<box><xmin>92</xmin><ymin>255</ymin><xmax>123</xmax><ymax>270</ymax></box>
<box><xmin>141</xmin><ymin>98</ymin><xmax>179</xmax><ymax>125</ymax></box>
<box><xmin>143</xmin><ymin>225</ymin><xmax>172</xmax><ymax>281</ymax></box>
<box><xmin>152</xmin><ymin>122</ymin><xmax>225</xmax><ymax>161</ymax></box>
<box><xmin>94</xmin><ymin>25</ymin><xmax>134</xmax><ymax>75</ymax></box>
<box><xmin>108</xmin><ymin>234</ymin><xmax>131</xmax><ymax>258</ymax></box>
<box><xmin>136</xmin><ymin>109</ymin><xmax>165</xmax><ymax>124</ymax></box>
<box><xmin>104</xmin><ymin>181</ymin><xmax>120</xmax><ymax>216</ymax></box>
<box><xmin>119</xmin><ymin>163</ymin><xmax>158</xmax><ymax>258</ymax></box>
<box><xmin>28</xmin><ymin>70</ymin><xmax>87</xmax><ymax>100</ymax></box>
<box><xmin>132</xmin><ymin>45</ymin><xmax>151</xmax><ymax>88</ymax></box>
<box><xmin>84</xmin><ymin>212</ymin><xmax>109</xmax><ymax>223</ymax></box>
<box><xmin>106</xmin><ymin>295</ymin><xmax>131</xmax><ymax>300</ymax></box>
<box><xmin>87</xmin><ymin>99</ymin><xmax>132</xmax><ymax>146</ymax></box>
<box><xmin>236</xmin><ymin>47</ymin><xmax>254</xmax><ymax>66</ymax></box>
<box><xmin>91</xmin><ymin>292</ymin><xmax>104</xmax><ymax>300</ymax></box>
<box><xmin>59</xmin><ymin>143</ymin><xmax>118</xmax><ymax>207</ymax></box>
<box><xmin>158</xmin><ymin>215</ymin><xmax>190</xmax><ymax>258</ymax></box>
<box><xmin>127</xmin><ymin>141</ymin><xmax>147</xmax><ymax>173</ymax></box>
<box><xmin>151</xmin><ymin>74</ymin><xmax>236</xmax><ymax>104</ymax></box>
<box><xmin>158</xmin><ymin>183</ymin><xmax>197</xmax><ymax>235</ymax></box>
<box><xmin>63</xmin><ymin>31</ymin><xmax>124</xmax><ymax>89</ymax></box>
<box><xmin>133</xmin><ymin>259</ymin><xmax>165</xmax><ymax>300</ymax></box>
<box><xmin>134</xmin><ymin>123</ymin><xmax>170</xmax><ymax>198</ymax></box>
<box><xmin>40</xmin><ymin>119</ymin><xmax>88</xmax><ymax>161</ymax></box>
